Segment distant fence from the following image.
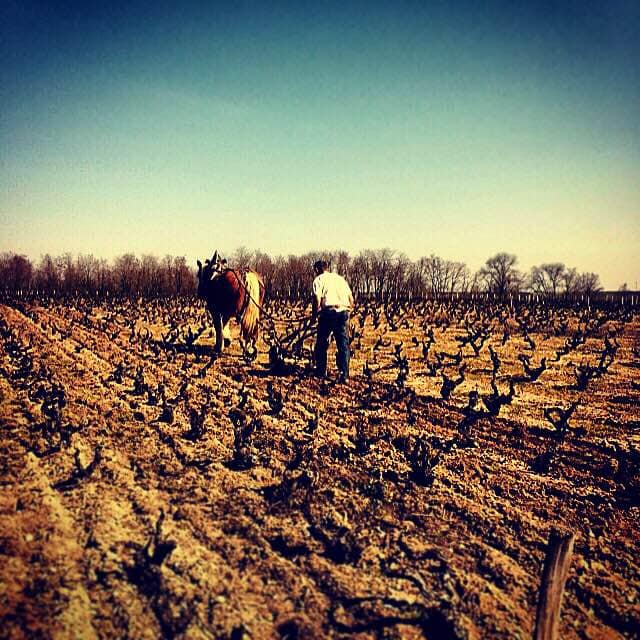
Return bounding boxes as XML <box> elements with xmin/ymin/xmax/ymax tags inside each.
<box><xmin>352</xmin><ymin>290</ymin><xmax>640</xmax><ymax>310</ymax></box>
<box><xmin>1</xmin><ymin>288</ymin><xmax>639</xmax><ymax>310</ymax></box>
<box><xmin>492</xmin><ymin>290</ymin><xmax>639</xmax><ymax>310</ymax></box>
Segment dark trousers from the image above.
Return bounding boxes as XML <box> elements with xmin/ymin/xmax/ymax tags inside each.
<box><xmin>314</xmin><ymin>309</ymin><xmax>350</xmax><ymax>378</ymax></box>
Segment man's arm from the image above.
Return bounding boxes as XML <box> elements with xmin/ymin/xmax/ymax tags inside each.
<box><xmin>312</xmin><ymin>292</ymin><xmax>321</xmax><ymax>316</ymax></box>
<box><xmin>311</xmin><ymin>278</ymin><xmax>321</xmax><ymax>316</ymax></box>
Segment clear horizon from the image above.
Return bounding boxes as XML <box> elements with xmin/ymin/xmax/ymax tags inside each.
<box><xmin>2</xmin><ymin>1</ymin><xmax>639</xmax><ymax>289</ymax></box>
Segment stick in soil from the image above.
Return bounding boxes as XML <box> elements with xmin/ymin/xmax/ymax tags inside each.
<box><xmin>533</xmin><ymin>529</ymin><xmax>575</xmax><ymax>640</ymax></box>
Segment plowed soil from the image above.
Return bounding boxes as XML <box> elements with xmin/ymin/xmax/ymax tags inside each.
<box><xmin>1</xmin><ymin>298</ymin><xmax>638</xmax><ymax>639</ymax></box>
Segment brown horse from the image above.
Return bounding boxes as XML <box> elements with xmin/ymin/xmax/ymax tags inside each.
<box><xmin>196</xmin><ymin>251</ymin><xmax>265</xmax><ymax>354</ymax></box>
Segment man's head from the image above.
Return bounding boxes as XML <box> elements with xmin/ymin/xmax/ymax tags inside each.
<box><xmin>313</xmin><ymin>260</ymin><xmax>328</xmax><ymax>276</ymax></box>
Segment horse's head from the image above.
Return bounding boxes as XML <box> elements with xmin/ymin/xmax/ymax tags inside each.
<box><xmin>196</xmin><ymin>250</ymin><xmax>225</xmax><ymax>298</ymax></box>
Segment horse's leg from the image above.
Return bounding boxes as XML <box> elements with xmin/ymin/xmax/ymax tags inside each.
<box><xmin>222</xmin><ymin>317</ymin><xmax>232</xmax><ymax>347</ymax></box>
<box><xmin>212</xmin><ymin>311</ymin><xmax>224</xmax><ymax>353</ymax></box>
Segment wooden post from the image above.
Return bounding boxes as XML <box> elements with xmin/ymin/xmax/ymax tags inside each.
<box><xmin>534</xmin><ymin>529</ymin><xmax>575</xmax><ymax>640</ymax></box>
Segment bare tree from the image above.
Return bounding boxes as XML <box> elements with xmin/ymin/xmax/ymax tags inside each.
<box><xmin>542</xmin><ymin>263</ymin><xmax>566</xmax><ymax>298</ymax></box>
<box><xmin>367</xmin><ymin>249</ymin><xmax>396</xmax><ymax>301</ymax></box>
<box><xmin>0</xmin><ymin>253</ymin><xmax>33</xmax><ymax>292</ymax></box>
<box><xmin>529</xmin><ymin>263</ymin><xmax>565</xmax><ymax>298</ymax></box>
<box><xmin>332</xmin><ymin>250</ymin><xmax>351</xmax><ymax>278</ymax></box>
<box><xmin>562</xmin><ymin>267</ymin><xmax>578</xmax><ymax>296</ymax></box>
<box><xmin>76</xmin><ymin>254</ymin><xmax>99</xmax><ymax>294</ymax></box>
<box><xmin>253</xmin><ymin>251</ymin><xmax>276</xmax><ymax>297</ymax></box>
<box><xmin>468</xmin><ymin>270</ymin><xmax>483</xmax><ymax>294</ymax></box>
<box><xmin>529</xmin><ymin>266</ymin><xmax>546</xmax><ymax>295</ymax></box>
<box><xmin>575</xmin><ymin>272</ymin><xmax>601</xmax><ymax>296</ymax></box>
<box><xmin>230</xmin><ymin>246</ymin><xmax>253</xmax><ymax>270</ymax></box>
<box><xmin>479</xmin><ymin>252</ymin><xmax>522</xmax><ymax>299</ymax></box>
<box><xmin>447</xmin><ymin>261</ymin><xmax>469</xmax><ymax>294</ymax></box>
<box><xmin>34</xmin><ymin>254</ymin><xmax>61</xmax><ymax>293</ymax></box>
<box><xmin>140</xmin><ymin>255</ymin><xmax>161</xmax><ymax>297</ymax></box>
<box><xmin>386</xmin><ymin>253</ymin><xmax>409</xmax><ymax>300</ymax></box>
<box><xmin>114</xmin><ymin>254</ymin><xmax>140</xmax><ymax>296</ymax></box>
<box><xmin>172</xmin><ymin>256</ymin><xmax>194</xmax><ymax>295</ymax></box>
<box><xmin>349</xmin><ymin>253</ymin><xmax>370</xmax><ymax>299</ymax></box>
<box><xmin>423</xmin><ymin>255</ymin><xmax>448</xmax><ymax>297</ymax></box>
<box><xmin>58</xmin><ymin>252</ymin><xmax>78</xmax><ymax>293</ymax></box>
<box><xmin>405</xmin><ymin>260</ymin><xmax>427</xmax><ymax>299</ymax></box>
<box><xmin>95</xmin><ymin>258</ymin><xmax>111</xmax><ymax>295</ymax></box>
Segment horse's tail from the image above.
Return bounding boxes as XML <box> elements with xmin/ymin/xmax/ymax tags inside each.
<box><xmin>240</xmin><ymin>270</ymin><xmax>263</xmax><ymax>342</ymax></box>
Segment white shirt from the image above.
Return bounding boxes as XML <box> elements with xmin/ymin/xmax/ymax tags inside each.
<box><xmin>313</xmin><ymin>271</ymin><xmax>353</xmax><ymax>312</ymax></box>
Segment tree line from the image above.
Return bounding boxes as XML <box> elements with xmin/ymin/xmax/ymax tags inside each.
<box><xmin>0</xmin><ymin>253</ymin><xmax>195</xmax><ymax>298</ymax></box>
<box><xmin>0</xmin><ymin>249</ymin><xmax>607</xmax><ymax>301</ymax></box>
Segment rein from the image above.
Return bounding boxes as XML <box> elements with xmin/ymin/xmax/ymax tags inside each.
<box><xmin>225</xmin><ymin>267</ymin><xmax>313</xmax><ymax>326</ymax></box>
<box><xmin>219</xmin><ymin>267</ymin><xmax>317</xmax><ymax>363</ymax></box>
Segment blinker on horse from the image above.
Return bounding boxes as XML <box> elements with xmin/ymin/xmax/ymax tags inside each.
<box><xmin>196</xmin><ymin>251</ymin><xmax>265</xmax><ymax>354</ymax></box>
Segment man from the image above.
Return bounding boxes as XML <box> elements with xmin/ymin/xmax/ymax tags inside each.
<box><xmin>311</xmin><ymin>260</ymin><xmax>354</xmax><ymax>382</ymax></box>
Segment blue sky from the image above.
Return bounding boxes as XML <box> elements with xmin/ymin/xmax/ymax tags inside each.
<box><xmin>1</xmin><ymin>0</ymin><xmax>639</xmax><ymax>287</ymax></box>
